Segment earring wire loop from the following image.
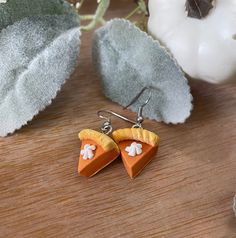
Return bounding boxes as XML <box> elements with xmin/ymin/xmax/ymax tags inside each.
<box><xmin>97</xmin><ymin>86</ymin><xmax>153</xmax><ymax>131</ymax></box>
<box><xmin>97</xmin><ymin>110</ymin><xmax>136</xmax><ymax>125</ymax></box>
<box><xmin>124</xmin><ymin>86</ymin><xmax>152</xmax><ymax>110</ymax></box>
<box><xmin>125</xmin><ymin>87</ymin><xmax>153</xmax><ymax>128</ymax></box>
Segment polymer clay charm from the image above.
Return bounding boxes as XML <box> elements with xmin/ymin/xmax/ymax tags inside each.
<box><xmin>112</xmin><ymin>128</ymin><xmax>160</xmax><ymax>178</ymax></box>
<box><xmin>78</xmin><ymin>87</ymin><xmax>160</xmax><ymax>179</ymax></box>
<box><xmin>78</xmin><ymin>129</ymin><xmax>120</xmax><ymax>177</ymax></box>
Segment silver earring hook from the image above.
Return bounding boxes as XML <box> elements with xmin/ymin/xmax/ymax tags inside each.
<box><xmin>97</xmin><ymin>111</ymin><xmax>112</xmax><ymax>135</ymax></box>
<box><xmin>97</xmin><ymin>110</ymin><xmax>136</xmax><ymax>125</ymax></box>
<box><xmin>124</xmin><ymin>87</ymin><xmax>153</xmax><ymax>128</ymax></box>
<box><xmin>97</xmin><ymin>87</ymin><xmax>153</xmax><ymax>133</ymax></box>
<box><xmin>124</xmin><ymin>87</ymin><xmax>152</xmax><ymax>109</ymax></box>
<box><xmin>97</xmin><ymin>110</ymin><xmax>136</xmax><ymax>134</ymax></box>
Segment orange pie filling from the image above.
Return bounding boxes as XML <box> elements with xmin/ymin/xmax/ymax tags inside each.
<box><xmin>79</xmin><ymin>139</ymin><xmax>120</xmax><ymax>177</ymax></box>
<box><xmin>112</xmin><ymin>128</ymin><xmax>160</xmax><ymax>178</ymax></box>
<box><xmin>118</xmin><ymin>140</ymin><xmax>158</xmax><ymax>178</ymax></box>
<box><xmin>78</xmin><ymin>129</ymin><xmax>120</xmax><ymax>177</ymax></box>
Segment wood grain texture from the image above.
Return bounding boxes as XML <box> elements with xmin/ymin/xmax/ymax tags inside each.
<box><xmin>1</xmin><ymin>1</ymin><xmax>236</xmax><ymax>237</ymax></box>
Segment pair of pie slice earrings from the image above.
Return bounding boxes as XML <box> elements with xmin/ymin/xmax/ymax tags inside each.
<box><xmin>78</xmin><ymin>88</ymin><xmax>160</xmax><ymax>179</ymax></box>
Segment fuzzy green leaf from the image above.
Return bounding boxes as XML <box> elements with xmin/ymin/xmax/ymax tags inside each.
<box><xmin>93</xmin><ymin>19</ymin><xmax>193</xmax><ymax>124</ymax></box>
<box><xmin>0</xmin><ymin>0</ymin><xmax>77</xmax><ymax>30</ymax></box>
<box><xmin>0</xmin><ymin>15</ymin><xmax>80</xmax><ymax>137</ymax></box>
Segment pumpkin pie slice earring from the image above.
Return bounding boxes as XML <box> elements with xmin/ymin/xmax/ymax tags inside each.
<box><xmin>113</xmin><ymin>88</ymin><xmax>160</xmax><ymax>178</ymax></box>
<box><xmin>113</xmin><ymin>128</ymin><xmax>159</xmax><ymax>178</ymax></box>
<box><xmin>98</xmin><ymin>87</ymin><xmax>160</xmax><ymax>178</ymax></box>
<box><xmin>78</xmin><ymin>116</ymin><xmax>120</xmax><ymax>177</ymax></box>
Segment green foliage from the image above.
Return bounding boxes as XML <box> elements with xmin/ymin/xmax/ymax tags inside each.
<box><xmin>0</xmin><ymin>1</ymin><xmax>80</xmax><ymax>136</ymax></box>
<box><xmin>93</xmin><ymin>19</ymin><xmax>193</xmax><ymax>124</ymax></box>
<box><xmin>0</xmin><ymin>0</ymin><xmax>77</xmax><ymax>30</ymax></box>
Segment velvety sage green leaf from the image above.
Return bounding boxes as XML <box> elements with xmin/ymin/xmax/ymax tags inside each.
<box><xmin>92</xmin><ymin>19</ymin><xmax>193</xmax><ymax>124</ymax></box>
<box><xmin>0</xmin><ymin>15</ymin><xmax>80</xmax><ymax>137</ymax></box>
<box><xmin>0</xmin><ymin>0</ymin><xmax>76</xmax><ymax>30</ymax></box>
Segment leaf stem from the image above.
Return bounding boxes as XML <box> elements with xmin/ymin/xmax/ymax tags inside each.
<box><xmin>77</xmin><ymin>0</ymin><xmax>85</xmax><ymax>10</ymax></box>
<box><xmin>80</xmin><ymin>0</ymin><xmax>110</xmax><ymax>31</ymax></box>
<box><xmin>77</xmin><ymin>0</ymin><xmax>148</xmax><ymax>31</ymax></box>
<box><xmin>125</xmin><ymin>6</ymin><xmax>140</xmax><ymax>20</ymax></box>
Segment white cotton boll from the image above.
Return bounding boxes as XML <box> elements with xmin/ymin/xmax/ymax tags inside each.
<box><xmin>148</xmin><ymin>0</ymin><xmax>236</xmax><ymax>84</ymax></box>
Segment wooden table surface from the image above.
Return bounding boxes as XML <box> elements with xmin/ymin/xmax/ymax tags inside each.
<box><xmin>1</xmin><ymin>1</ymin><xmax>236</xmax><ymax>237</ymax></box>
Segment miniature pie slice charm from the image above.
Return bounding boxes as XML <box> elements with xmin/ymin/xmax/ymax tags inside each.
<box><xmin>112</xmin><ymin>128</ymin><xmax>160</xmax><ymax>178</ymax></box>
<box><xmin>78</xmin><ymin>129</ymin><xmax>120</xmax><ymax>177</ymax></box>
